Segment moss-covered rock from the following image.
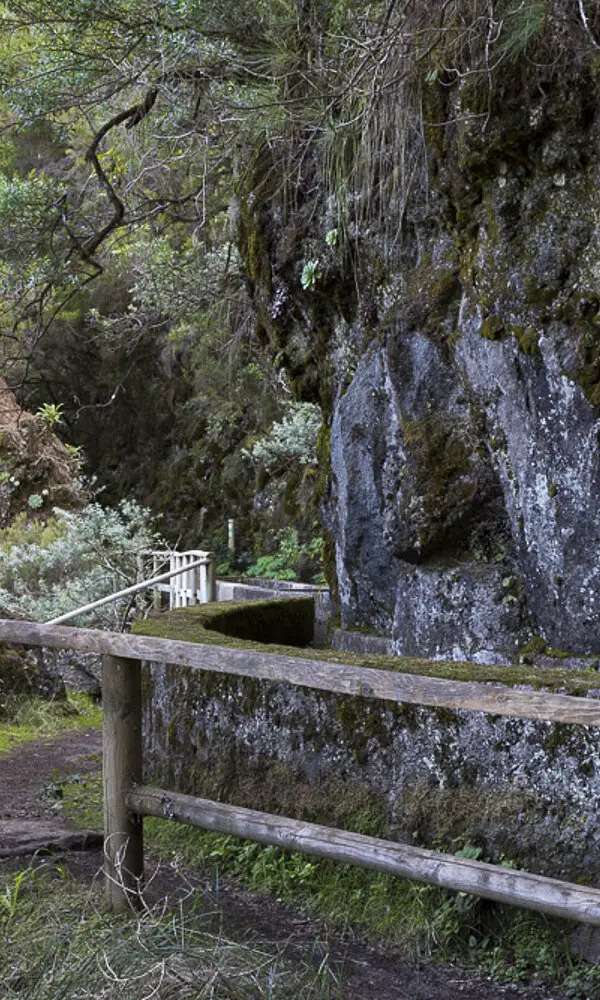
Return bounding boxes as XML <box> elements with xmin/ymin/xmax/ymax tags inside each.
<box><xmin>134</xmin><ymin>598</ymin><xmax>600</xmax><ymax>694</ymax></box>
<box><xmin>230</xmin><ymin>26</ymin><xmax>600</xmax><ymax>663</ymax></box>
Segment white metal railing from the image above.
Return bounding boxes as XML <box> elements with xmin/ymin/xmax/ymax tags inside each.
<box><xmin>142</xmin><ymin>550</ymin><xmax>217</xmax><ymax>610</ymax></box>
<box><xmin>46</xmin><ymin>551</ymin><xmax>216</xmax><ymax>625</ymax></box>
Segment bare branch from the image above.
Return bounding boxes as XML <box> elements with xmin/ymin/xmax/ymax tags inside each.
<box><xmin>81</xmin><ymin>87</ymin><xmax>158</xmax><ymax>259</ymax></box>
<box><xmin>578</xmin><ymin>0</ymin><xmax>600</xmax><ymax>50</ymax></box>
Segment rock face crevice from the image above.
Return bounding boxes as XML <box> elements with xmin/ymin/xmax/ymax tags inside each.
<box><xmin>330</xmin><ymin>336</ymin><xmax>529</xmax><ymax>662</ymax></box>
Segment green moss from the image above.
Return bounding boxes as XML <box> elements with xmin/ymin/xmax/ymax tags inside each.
<box><xmin>132</xmin><ymin>599</ymin><xmax>600</xmax><ymax>697</ymax></box>
<box><xmin>207</xmin><ymin>599</ymin><xmax>314</xmax><ymax>646</ymax></box>
<box><xmin>402</xmin><ymin>418</ymin><xmax>471</xmax><ymax>485</ymax></box>
<box><xmin>386</xmin><ymin>256</ymin><xmax>460</xmax><ymax>341</ymax></box>
<box><xmin>434</xmin><ymin>707</ymin><xmax>462</xmax><ymax>728</ymax></box>
<box><xmin>390</xmin><ymin>702</ymin><xmax>421</xmax><ymax>731</ymax></box>
<box><xmin>520</xmin><ymin>635</ymin><xmax>548</xmax><ymax>657</ymax></box>
<box><xmin>150</xmin><ymin>743</ymin><xmax>391</xmax><ymax>837</ymax></box>
<box><xmin>543</xmin><ymin>723</ymin><xmax>572</xmax><ymax>755</ymax></box>
<box><xmin>548</xmin><ymin>482</ymin><xmax>558</xmax><ymax>498</ymax></box>
<box><xmin>336</xmin><ymin>695</ymin><xmax>360</xmax><ymax>733</ymax></box>
<box><xmin>236</xmin><ymin>152</ymin><xmax>274</xmax><ymax>293</ymax></box>
<box><xmin>572</xmin><ymin>321</ymin><xmax>600</xmax><ymax>408</ymax></box>
<box><xmin>314</xmin><ymin>421</ymin><xmax>339</xmax><ymax>612</ymax></box>
<box><xmin>421</xmin><ymin>80</ymin><xmax>446</xmax><ymax>158</ymax></box>
<box><xmin>480</xmin><ymin>315</ymin><xmax>505</xmax><ymax>341</ymax></box>
<box><xmin>402</xmin><ymin>782</ymin><xmax>537</xmax><ymax>854</ymax></box>
<box><xmin>400</xmin><ymin>415</ymin><xmax>477</xmax><ymax>552</ymax></box>
<box><xmin>511</xmin><ymin>325</ymin><xmax>539</xmax><ymax>355</ymax></box>
<box><xmin>137</xmin><ymin>598</ymin><xmax>314</xmax><ymax>648</ymax></box>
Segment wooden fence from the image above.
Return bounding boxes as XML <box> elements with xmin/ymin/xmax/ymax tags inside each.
<box><xmin>3</xmin><ymin>617</ymin><xmax>600</xmax><ymax>925</ymax></box>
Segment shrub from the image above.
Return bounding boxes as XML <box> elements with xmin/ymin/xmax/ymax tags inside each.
<box><xmin>244</xmin><ymin>402</ymin><xmax>321</xmax><ymax>474</ymax></box>
<box><xmin>246</xmin><ymin>528</ymin><xmax>325</xmax><ymax>583</ymax></box>
<box><xmin>0</xmin><ymin>500</ymin><xmax>164</xmax><ymax>630</ymax></box>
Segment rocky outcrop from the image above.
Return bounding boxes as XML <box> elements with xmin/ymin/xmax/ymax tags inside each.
<box><xmin>241</xmin><ymin>44</ymin><xmax>600</xmax><ymax>661</ymax></box>
<box><xmin>0</xmin><ymin>643</ymin><xmax>65</xmax><ymax>716</ymax></box>
<box><xmin>329</xmin><ymin>302</ymin><xmax>600</xmax><ymax>659</ymax></box>
<box><xmin>329</xmin><ymin>339</ymin><xmax>528</xmax><ymax>661</ymax></box>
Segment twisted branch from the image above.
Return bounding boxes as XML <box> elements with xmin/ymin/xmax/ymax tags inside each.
<box><xmin>82</xmin><ymin>86</ymin><xmax>158</xmax><ymax>259</ymax></box>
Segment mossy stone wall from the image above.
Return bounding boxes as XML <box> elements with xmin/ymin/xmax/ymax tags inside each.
<box><xmin>137</xmin><ymin>602</ymin><xmax>600</xmax><ymax>881</ymax></box>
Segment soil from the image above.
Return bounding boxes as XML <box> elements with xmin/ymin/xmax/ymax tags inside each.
<box><xmin>0</xmin><ymin>730</ymin><xmax>573</xmax><ymax>1000</ymax></box>
<box><xmin>0</xmin><ymin>376</ymin><xmax>86</xmax><ymax>523</ymax></box>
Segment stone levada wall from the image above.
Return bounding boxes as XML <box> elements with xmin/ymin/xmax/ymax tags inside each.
<box><xmin>136</xmin><ymin>601</ymin><xmax>600</xmax><ymax>883</ymax></box>
<box><xmin>142</xmin><ymin>659</ymin><xmax>600</xmax><ymax>884</ymax></box>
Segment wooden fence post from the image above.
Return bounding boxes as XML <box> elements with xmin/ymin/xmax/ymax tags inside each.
<box><xmin>102</xmin><ymin>654</ymin><xmax>144</xmax><ymax>912</ymax></box>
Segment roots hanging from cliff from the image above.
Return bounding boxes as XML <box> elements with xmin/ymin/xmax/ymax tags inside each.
<box><xmin>246</xmin><ymin>0</ymin><xmax>600</xmax><ymax>255</ymax></box>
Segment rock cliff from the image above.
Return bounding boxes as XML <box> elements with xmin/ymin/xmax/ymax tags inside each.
<box><xmin>240</xmin><ymin>22</ymin><xmax>600</xmax><ymax>661</ymax></box>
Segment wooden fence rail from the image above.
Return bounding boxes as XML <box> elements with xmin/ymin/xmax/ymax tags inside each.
<box><xmin>128</xmin><ymin>785</ymin><xmax>600</xmax><ymax>925</ymax></box>
<box><xmin>2</xmin><ymin>619</ymin><xmax>600</xmax><ymax>725</ymax></box>
<box><xmin>1</xmin><ymin>618</ymin><xmax>600</xmax><ymax>924</ymax></box>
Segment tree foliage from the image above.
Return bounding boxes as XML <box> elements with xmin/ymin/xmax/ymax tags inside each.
<box><xmin>0</xmin><ymin>0</ymin><xmax>598</xmax><ymax>547</ymax></box>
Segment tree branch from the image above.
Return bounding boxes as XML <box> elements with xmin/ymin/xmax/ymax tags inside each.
<box><xmin>82</xmin><ymin>87</ymin><xmax>159</xmax><ymax>259</ymax></box>
<box><xmin>578</xmin><ymin>0</ymin><xmax>600</xmax><ymax>50</ymax></box>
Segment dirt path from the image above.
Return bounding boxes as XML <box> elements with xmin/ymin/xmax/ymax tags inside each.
<box><xmin>0</xmin><ymin>728</ymin><xmax>103</xmax><ymax>855</ymax></box>
<box><xmin>0</xmin><ymin>731</ymin><xmax>571</xmax><ymax>1000</ymax></box>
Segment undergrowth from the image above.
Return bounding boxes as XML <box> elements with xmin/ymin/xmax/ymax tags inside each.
<box><xmin>59</xmin><ymin>774</ymin><xmax>600</xmax><ymax>997</ymax></box>
<box><xmin>0</xmin><ymin>862</ymin><xmax>340</xmax><ymax>999</ymax></box>
<box><xmin>245</xmin><ymin>529</ymin><xmax>325</xmax><ymax>584</ymax></box>
<box><xmin>0</xmin><ymin>691</ymin><xmax>101</xmax><ymax>755</ymax></box>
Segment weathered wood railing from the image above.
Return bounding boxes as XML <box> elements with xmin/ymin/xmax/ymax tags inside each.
<box><xmin>3</xmin><ymin>618</ymin><xmax>600</xmax><ymax>925</ymax></box>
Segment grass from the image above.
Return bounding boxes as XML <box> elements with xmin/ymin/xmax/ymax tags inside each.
<box><xmin>59</xmin><ymin>774</ymin><xmax>600</xmax><ymax>998</ymax></box>
<box><xmin>6</xmin><ymin>687</ymin><xmax>600</xmax><ymax>996</ymax></box>
<box><xmin>0</xmin><ymin>863</ymin><xmax>341</xmax><ymax>999</ymax></box>
<box><xmin>0</xmin><ymin>691</ymin><xmax>102</xmax><ymax>755</ymax></box>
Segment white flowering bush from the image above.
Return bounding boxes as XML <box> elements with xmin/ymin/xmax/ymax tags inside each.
<box><xmin>0</xmin><ymin>500</ymin><xmax>164</xmax><ymax>630</ymax></box>
<box><xmin>246</xmin><ymin>403</ymin><xmax>321</xmax><ymax>474</ymax></box>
